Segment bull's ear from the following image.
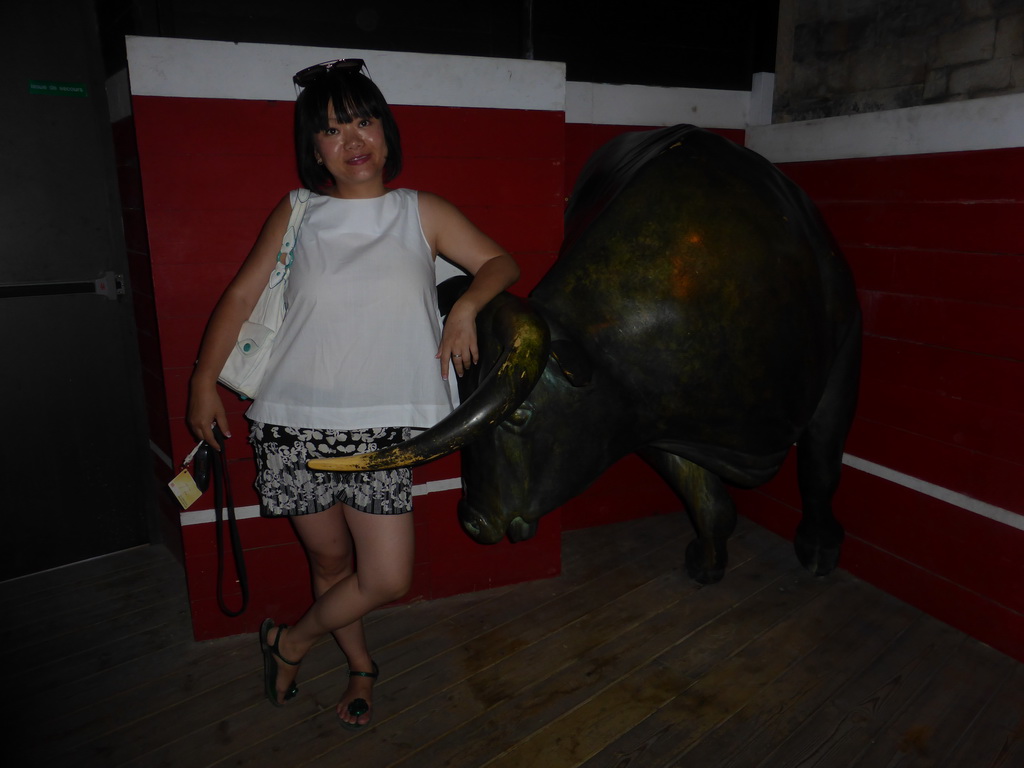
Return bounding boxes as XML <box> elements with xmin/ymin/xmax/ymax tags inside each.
<box><xmin>437</xmin><ymin>274</ymin><xmax>472</xmax><ymax>318</ymax></box>
<box><xmin>550</xmin><ymin>339</ymin><xmax>593</xmax><ymax>386</ymax></box>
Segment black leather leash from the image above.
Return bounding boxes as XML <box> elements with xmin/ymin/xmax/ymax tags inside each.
<box><xmin>195</xmin><ymin>426</ymin><xmax>249</xmax><ymax>617</ymax></box>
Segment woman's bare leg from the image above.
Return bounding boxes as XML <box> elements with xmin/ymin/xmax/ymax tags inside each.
<box><xmin>269</xmin><ymin>503</ymin><xmax>415</xmax><ymax>724</ymax></box>
<box><xmin>290</xmin><ymin>503</ymin><xmax>371</xmax><ymax>673</ymax></box>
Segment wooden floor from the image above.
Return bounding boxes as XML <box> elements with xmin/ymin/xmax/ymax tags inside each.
<box><xmin>7</xmin><ymin>514</ymin><xmax>1023</xmax><ymax>768</ymax></box>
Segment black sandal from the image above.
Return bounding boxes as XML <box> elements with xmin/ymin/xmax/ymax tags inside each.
<box><xmin>259</xmin><ymin>618</ymin><xmax>300</xmax><ymax>707</ymax></box>
<box><xmin>339</xmin><ymin>661</ymin><xmax>379</xmax><ymax>730</ymax></box>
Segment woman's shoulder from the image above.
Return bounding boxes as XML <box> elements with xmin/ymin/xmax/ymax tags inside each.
<box><xmin>413</xmin><ymin>189</ymin><xmax>460</xmax><ymax>216</ymax></box>
<box><xmin>387</xmin><ymin>187</ymin><xmax>425</xmax><ymax>202</ymax></box>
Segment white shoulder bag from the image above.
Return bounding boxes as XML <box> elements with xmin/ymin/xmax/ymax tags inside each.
<box><xmin>218</xmin><ymin>189</ymin><xmax>311</xmax><ymax>399</ymax></box>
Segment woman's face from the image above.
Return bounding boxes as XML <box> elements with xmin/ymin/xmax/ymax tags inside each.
<box><xmin>313</xmin><ymin>107</ymin><xmax>389</xmax><ymax>198</ymax></box>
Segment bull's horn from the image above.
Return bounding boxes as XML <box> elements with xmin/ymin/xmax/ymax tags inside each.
<box><xmin>308</xmin><ymin>293</ymin><xmax>550</xmax><ymax>472</ymax></box>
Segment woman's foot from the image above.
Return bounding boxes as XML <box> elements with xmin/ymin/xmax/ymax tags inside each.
<box><xmin>337</xmin><ymin>661</ymin><xmax>379</xmax><ymax>729</ymax></box>
<box><xmin>259</xmin><ymin>619</ymin><xmax>301</xmax><ymax>707</ymax></box>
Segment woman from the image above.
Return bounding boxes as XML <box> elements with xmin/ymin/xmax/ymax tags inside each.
<box><xmin>187</xmin><ymin>59</ymin><xmax>519</xmax><ymax>729</ymax></box>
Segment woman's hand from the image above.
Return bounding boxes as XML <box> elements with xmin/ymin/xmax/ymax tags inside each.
<box><xmin>437</xmin><ymin>300</ymin><xmax>479</xmax><ymax>379</ymax></box>
<box><xmin>184</xmin><ymin>195</ymin><xmax>293</xmax><ymax>451</ymax></box>
<box><xmin>187</xmin><ymin>378</ymin><xmax>231</xmax><ymax>450</ymax></box>
<box><xmin>418</xmin><ymin>191</ymin><xmax>520</xmax><ymax>380</ymax></box>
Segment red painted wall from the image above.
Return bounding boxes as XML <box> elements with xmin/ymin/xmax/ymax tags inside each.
<box><xmin>736</xmin><ymin>148</ymin><xmax>1024</xmax><ymax>662</ymax></box>
<box><xmin>128</xmin><ymin>95</ymin><xmax>566</xmax><ymax>639</ymax></box>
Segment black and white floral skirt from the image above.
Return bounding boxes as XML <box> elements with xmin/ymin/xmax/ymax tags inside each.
<box><xmin>250</xmin><ymin>422</ymin><xmax>413</xmax><ymax>517</ymax></box>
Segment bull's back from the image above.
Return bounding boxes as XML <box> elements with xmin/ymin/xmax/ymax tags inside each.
<box><xmin>532</xmin><ymin>127</ymin><xmax>857</xmax><ymax>458</ymax></box>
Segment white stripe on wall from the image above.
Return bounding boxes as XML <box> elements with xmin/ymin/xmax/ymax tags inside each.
<box><xmin>842</xmin><ymin>454</ymin><xmax>1024</xmax><ymax>532</ymax></box>
<box><xmin>747</xmin><ymin>92</ymin><xmax>1024</xmax><ymax>162</ymax></box>
<box><xmin>125</xmin><ymin>36</ymin><xmax>753</xmax><ymax>131</ymax></box>
<box><xmin>179</xmin><ymin>459</ymin><xmax>1021</xmax><ymax>532</ymax></box>
<box><xmin>151</xmin><ymin>439</ymin><xmax>173</xmax><ymax>469</ymax></box>
<box><xmin>565</xmin><ymin>81</ymin><xmax>751</xmax><ymax>129</ymax></box>
<box><xmin>125</xmin><ymin>36</ymin><xmax>565</xmax><ymax>111</ymax></box>
<box><xmin>125</xmin><ymin>36</ymin><xmax>1024</xmax><ymax>156</ymax></box>
<box><xmin>179</xmin><ymin>476</ymin><xmax>462</xmax><ymax>527</ymax></box>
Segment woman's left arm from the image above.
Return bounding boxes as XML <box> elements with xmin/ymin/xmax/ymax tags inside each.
<box><xmin>419</xmin><ymin>192</ymin><xmax>521</xmax><ymax>379</ymax></box>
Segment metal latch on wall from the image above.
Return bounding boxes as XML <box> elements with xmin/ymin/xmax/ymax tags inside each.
<box><xmin>0</xmin><ymin>271</ymin><xmax>126</xmax><ymax>301</ymax></box>
<box><xmin>93</xmin><ymin>271</ymin><xmax>126</xmax><ymax>300</ymax></box>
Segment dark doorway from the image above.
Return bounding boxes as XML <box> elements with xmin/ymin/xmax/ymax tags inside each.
<box><xmin>0</xmin><ymin>3</ymin><xmax>155</xmax><ymax>579</ymax></box>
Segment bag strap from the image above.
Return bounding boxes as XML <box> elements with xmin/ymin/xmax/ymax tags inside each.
<box><xmin>211</xmin><ymin>427</ymin><xmax>249</xmax><ymax>617</ymax></box>
<box><xmin>207</xmin><ymin>190</ymin><xmax>311</xmax><ymax>614</ymax></box>
<box><xmin>276</xmin><ymin>188</ymin><xmax>311</xmax><ymax>272</ymax></box>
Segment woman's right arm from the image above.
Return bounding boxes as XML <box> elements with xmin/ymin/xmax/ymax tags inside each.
<box><xmin>187</xmin><ymin>195</ymin><xmax>294</xmax><ymax>449</ymax></box>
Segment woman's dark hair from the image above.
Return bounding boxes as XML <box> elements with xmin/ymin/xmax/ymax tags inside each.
<box><xmin>294</xmin><ymin>68</ymin><xmax>403</xmax><ymax>191</ymax></box>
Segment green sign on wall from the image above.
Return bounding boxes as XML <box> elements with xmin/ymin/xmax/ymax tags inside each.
<box><xmin>29</xmin><ymin>80</ymin><xmax>89</xmax><ymax>97</ymax></box>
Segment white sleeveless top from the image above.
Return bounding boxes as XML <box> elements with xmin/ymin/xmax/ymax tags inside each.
<box><xmin>246</xmin><ymin>188</ymin><xmax>459</xmax><ymax>430</ymax></box>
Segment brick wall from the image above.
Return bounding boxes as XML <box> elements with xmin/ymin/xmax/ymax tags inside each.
<box><xmin>775</xmin><ymin>0</ymin><xmax>1024</xmax><ymax>122</ymax></box>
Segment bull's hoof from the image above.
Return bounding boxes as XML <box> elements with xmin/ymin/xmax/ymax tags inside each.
<box><xmin>684</xmin><ymin>538</ymin><xmax>727</xmax><ymax>585</ymax></box>
<box><xmin>506</xmin><ymin>516</ymin><xmax>538</xmax><ymax>543</ymax></box>
<box><xmin>794</xmin><ymin>521</ymin><xmax>843</xmax><ymax>576</ymax></box>
<box><xmin>794</xmin><ymin>540</ymin><xmax>841</xmax><ymax>575</ymax></box>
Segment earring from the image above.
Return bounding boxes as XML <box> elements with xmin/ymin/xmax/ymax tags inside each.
<box><xmin>316</xmin><ymin>157</ymin><xmax>323</xmax><ymax>165</ymax></box>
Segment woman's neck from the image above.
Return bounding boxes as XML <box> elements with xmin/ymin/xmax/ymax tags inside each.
<box><xmin>326</xmin><ymin>178</ymin><xmax>388</xmax><ymax>200</ymax></box>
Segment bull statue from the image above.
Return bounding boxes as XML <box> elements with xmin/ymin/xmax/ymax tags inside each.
<box><xmin>309</xmin><ymin>125</ymin><xmax>862</xmax><ymax>584</ymax></box>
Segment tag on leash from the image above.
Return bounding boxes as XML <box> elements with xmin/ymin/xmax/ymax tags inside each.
<box><xmin>169</xmin><ymin>469</ymin><xmax>203</xmax><ymax>509</ymax></box>
<box><xmin>169</xmin><ymin>440</ymin><xmax>207</xmax><ymax>509</ymax></box>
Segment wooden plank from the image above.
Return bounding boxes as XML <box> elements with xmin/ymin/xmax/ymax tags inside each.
<box><xmin>36</xmin><ymin>581</ymin><xmax>513</xmax><ymax>766</ymax></box>
<box><xmin>102</xmin><ymin>514</ymin><xmax>696</xmax><ymax>767</ymax></box>
<box><xmin>780</xmin><ymin>148</ymin><xmax>1024</xmax><ymax>204</ymax></box>
<box><xmin>337</xmin><ymin>532</ymin><xmax>794</xmax><ymax>768</ymax></box>
<box><xmin>845</xmin><ymin>416</ymin><xmax>1023</xmax><ymax>517</ymax></box>
<box><xmin>820</xmin><ymin>199</ymin><xmax>1023</xmax><ymax>255</ymax></box>
<box><xmin>8</xmin><ymin>561</ymin><xmax>187</xmax><ymax>653</ymax></box>
<box><xmin>584</xmin><ymin>576</ymin><xmax>911</xmax><ymax>767</ymax></box>
<box><xmin>9</xmin><ymin>513</ymin><xmax>1023</xmax><ymax>768</ymax></box>
<box><xmin>859</xmin><ymin>289</ymin><xmax>1024</xmax><ymax>361</ymax></box>
<box><xmin>13</xmin><ymin>593</ymin><xmax>193</xmax><ymax>693</ymax></box>
<box><xmin>753</xmin><ymin>612</ymin><xmax>968</xmax><ymax>766</ymax></box>
<box><xmin>43</xmin><ymin>580</ymin><xmax>519</xmax><ymax>766</ymax></box>
<box><xmin>860</xmin><ymin>335</ymin><xmax>1024</xmax><ymax>414</ymax></box>
<box><xmin>193</xmin><ymin>515</ymin><xmax>706</xmax><ymax>767</ymax></box>
<box><xmin>849</xmin><ymin>640</ymin><xmax>1019</xmax><ymax>766</ymax></box>
<box><xmin>0</xmin><ymin>544</ymin><xmax>167</xmax><ymax>607</ymax></box>
<box><xmin>465</xmin><ymin>561</ymin><xmax>832</xmax><ymax>766</ymax></box>
<box><xmin>374</xmin><ymin>573</ymin><xmax>709</xmax><ymax>768</ymax></box>
<box><xmin>845</xmin><ymin>246</ymin><xmax>1024</xmax><ymax>309</ymax></box>
<box><xmin>680</xmin><ymin>589</ymin><xmax>922</xmax><ymax>767</ymax></box>
<box><xmin>856</xmin><ymin>380</ymin><xmax>1024</xmax><ymax>465</ymax></box>
<box><xmin>943</xmin><ymin>661</ymin><xmax>1024</xmax><ymax>768</ymax></box>
<box><xmin>396</xmin><ymin>105</ymin><xmax>564</xmax><ymax>162</ymax></box>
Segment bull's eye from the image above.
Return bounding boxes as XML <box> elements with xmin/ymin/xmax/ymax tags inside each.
<box><xmin>504</xmin><ymin>406</ymin><xmax>533</xmax><ymax>429</ymax></box>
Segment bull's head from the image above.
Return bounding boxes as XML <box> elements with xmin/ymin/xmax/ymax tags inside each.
<box><xmin>307</xmin><ymin>278</ymin><xmax>626</xmax><ymax>543</ymax></box>
<box><xmin>453</xmin><ymin>330</ymin><xmax>626</xmax><ymax>543</ymax></box>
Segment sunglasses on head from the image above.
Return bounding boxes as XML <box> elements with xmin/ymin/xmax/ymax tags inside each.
<box><xmin>293</xmin><ymin>59</ymin><xmax>367</xmax><ymax>87</ymax></box>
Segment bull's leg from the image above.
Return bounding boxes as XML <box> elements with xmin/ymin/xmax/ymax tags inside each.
<box><xmin>639</xmin><ymin>448</ymin><xmax>736</xmax><ymax>584</ymax></box>
<box><xmin>795</xmin><ymin>315</ymin><xmax>862</xmax><ymax>575</ymax></box>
